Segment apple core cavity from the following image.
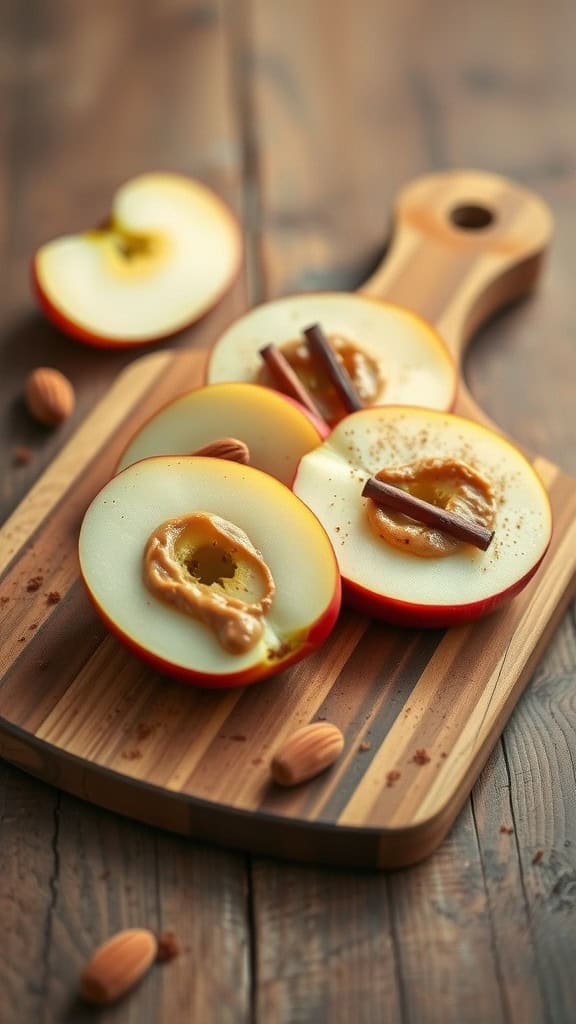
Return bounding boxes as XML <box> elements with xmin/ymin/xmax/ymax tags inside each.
<box><xmin>144</xmin><ymin>512</ymin><xmax>275</xmax><ymax>654</ymax></box>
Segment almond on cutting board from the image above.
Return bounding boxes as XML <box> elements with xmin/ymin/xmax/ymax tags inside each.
<box><xmin>271</xmin><ymin>722</ymin><xmax>344</xmax><ymax>786</ymax></box>
<box><xmin>79</xmin><ymin>927</ymin><xmax>158</xmax><ymax>1005</ymax></box>
<box><xmin>24</xmin><ymin>366</ymin><xmax>75</xmax><ymax>426</ymax></box>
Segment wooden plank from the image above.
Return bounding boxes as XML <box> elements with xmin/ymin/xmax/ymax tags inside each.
<box><xmin>252</xmin><ymin>859</ymin><xmax>403</xmax><ymax>1024</ymax></box>
<box><xmin>0</xmin><ymin>2</ymin><xmax>252</xmax><ymax>1022</ymax></box>
<box><xmin>0</xmin><ymin>763</ymin><xmax>61</xmax><ymax>1024</ymax></box>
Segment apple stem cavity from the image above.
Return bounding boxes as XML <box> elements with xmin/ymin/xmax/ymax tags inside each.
<box><xmin>303</xmin><ymin>323</ymin><xmax>363</xmax><ymax>414</ymax></box>
<box><xmin>361</xmin><ymin>477</ymin><xmax>495</xmax><ymax>552</ymax></box>
<box><xmin>259</xmin><ymin>343</ymin><xmax>327</xmax><ymax>425</ymax></box>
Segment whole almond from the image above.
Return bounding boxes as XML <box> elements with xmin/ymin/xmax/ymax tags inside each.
<box><xmin>271</xmin><ymin>722</ymin><xmax>344</xmax><ymax>786</ymax></box>
<box><xmin>192</xmin><ymin>436</ymin><xmax>250</xmax><ymax>464</ymax></box>
<box><xmin>80</xmin><ymin>928</ymin><xmax>158</xmax><ymax>1005</ymax></box>
<box><xmin>25</xmin><ymin>367</ymin><xmax>75</xmax><ymax>426</ymax></box>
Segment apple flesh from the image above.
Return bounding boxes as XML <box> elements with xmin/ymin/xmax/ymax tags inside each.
<box><xmin>292</xmin><ymin>407</ymin><xmax>552</xmax><ymax>627</ymax></box>
<box><xmin>33</xmin><ymin>174</ymin><xmax>241</xmax><ymax>347</ymax></box>
<box><xmin>206</xmin><ymin>292</ymin><xmax>456</xmax><ymax>424</ymax></box>
<box><xmin>116</xmin><ymin>382</ymin><xmax>328</xmax><ymax>486</ymax></box>
<box><xmin>79</xmin><ymin>457</ymin><xmax>341</xmax><ymax>687</ymax></box>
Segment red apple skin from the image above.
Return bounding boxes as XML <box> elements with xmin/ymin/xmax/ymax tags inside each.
<box><xmin>342</xmin><ymin>548</ymin><xmax>550</xmax><ymax>629</ymax></box>
<box><xmin>31</xmin><ymin>198</ymin><xmax>243</xmax><ymax>349</ymax></box>
<box><xmin>80</xmin><ymin>567</ymin><xmax>341</xmax><ymax>689</ymax></box>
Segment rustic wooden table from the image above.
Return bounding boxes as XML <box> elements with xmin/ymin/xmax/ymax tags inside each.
<box><xmin>1</xmin><ymin>1</ymin><xmax>575</xmax><ymax>1021</ymax></box>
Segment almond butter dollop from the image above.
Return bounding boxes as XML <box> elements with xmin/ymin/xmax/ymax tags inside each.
<box><xmin>143</xmin><ymin>513</ymin><xmax>275</xmax><ymax>653</ymax></box>
<box><xmin>366</xmin><ymin>458</ymin><xmax>496</xmax><ymax>558</ymax></box>
<box><xmin>261</xmin><ymin>334</ymin><xmax>383</xmax><ymax>423</ymax></box>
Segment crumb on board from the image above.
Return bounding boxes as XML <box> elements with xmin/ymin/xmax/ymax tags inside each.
<box><xmin>358</xmin><ymin>741</ymin><xmax>372</xmax><ymax>752</ymax></box>
<box><xmin>412</xmin><ymin>749</ymin><xmax>431</xmax><ymax>766</ymax></box>
<box><xmin>122</xmin><ymin>749</ymin><xmax>142</xmax><ymax>761</ymax></box>
<box><xmin>135</xmin><ymin>722</ymin><xmax>154</xmax><ymax>741</ymax></box>
<box><xmin>13</xmin><ymin>445</ymin><xmax>33</xmax><ymax>466</ymax></box>
<box><xmin>500</xmin><ymin>826</ymin><xmax>514</xmax><ymax>835</ymax></box>
<box><xmin>386</xmin><ymin>770</ymin><xmax>401</xmax><ymax>787</ymax></box>
<box><xmin>532</xmin><ymin>849</ymin><xmax>544</xmax><ymax>864</ymax></box>
<box><xmin>156</xmin><ymin>931</ymin><xmax>180</xmax><ymax>962</ymax></box>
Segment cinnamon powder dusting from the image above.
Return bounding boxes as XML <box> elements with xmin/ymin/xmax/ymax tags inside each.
<box><xmin>412</xmin><ymin>749</ymin><xmax>431</xmax><ymax>766</ymax></box>
<box><xmin>156</xmin><ymin>931</ymin><xmax>180</xmax><ymax>962</ymax></box>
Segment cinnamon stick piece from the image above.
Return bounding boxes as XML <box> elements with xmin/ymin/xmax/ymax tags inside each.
<box><xmin>303</xmin><ymin>323</ymin><xmax>363</xmax><ymax>413</ymax></box>
<box><xmin>259</xmin><ymin>344</ymin><xmax>325</xmax><ymax>422</ymax></box>
<box><xmin>362</xmin><ymin>477</ymin><xmax>494</xmax><ymax>551</ymax></box>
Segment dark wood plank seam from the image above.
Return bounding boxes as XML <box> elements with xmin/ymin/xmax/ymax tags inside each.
<box><xmin>39</xmin><ymin>789</ymin><xmax>61</xmax><ymax>1006</ymax></box>
<box><xmin>245</xmin><ymin>855</ymin><xmax>258</xmax><ymax>1024</ymax></box>
<box><xmin>385</xmin><ymin>874</ymin><xmax>408</xmax><ymax>1024</ymax></box>
<box><xmin>409</xmin><ymin>70</ymin><xmax>448</xmax><ymax>169</ymax></box>
<box><xmin>501</xmin><ymin>733</ymin><xmax>552</xmax><ymax>1024</ymax></box>
<box><xmin>224</xmin><ymin>0</ymin><xmax>265</xmax><ymax>307</ymax></box>
<box><xmin>469</xmin><ymin>776</ymin><xmax>510</xmax><ymax>1023</ymax></box>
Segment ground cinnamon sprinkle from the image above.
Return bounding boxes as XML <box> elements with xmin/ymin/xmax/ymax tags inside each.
<box><xmin>532</xmin><ymin>849</ymin><xmax>544</xmax><ymax>864</ymax></box>
<box><xmin>386</xmin><ymin>770</ymin><xmax>401</xmax><ymax>787</ymax></box>
<box><xmin>135</xmin><ymin>722</ymin><xmax>154</xmax><ymax>741</ymax></box>
<box><xmin>46</xmin><ymin>591</ymin><xmax>61</xmax><ymax>604</ymax></box>
<box><xmin>0</xmin><ymin>596</ymin><xmax>9</xmax><ymax>606</ymax></box>
<box><xmin>26</xmin><ymin>576</ymin><xmax>43</xmax><ymax>592</ymax></box>
<box><xmin>122</xmin><ymin>749</ymin><xmax>142</xmax><ymax>761</ymax></box>
<box><xmin>412</xmin><ymin>749</ymin><xmax>431</xmax><ymax>765</ymax></box>
<box><xmin>156</xmin><ymin>931</ymin><xmax>180</xmax><ymax>962</ymax></box>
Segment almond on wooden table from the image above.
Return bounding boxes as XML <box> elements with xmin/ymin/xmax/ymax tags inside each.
<box><xmin>192</xmin><ymin>436</ymin><xmax>250</xmax><ymax>463</ymax></box>
<box><xmin>271</xmin><ymin>722</ymin><xmax>344</xmax><ymax>786</ymax></box>
<box><xmin>80</xmin><ymin>927</ymin><xmax>158</xmax><ymax>1005</ymax></box>
<box><xmin>24</xmin><ymin>366</ymin><xmax>75</xmax><ymax>426</ymax></box>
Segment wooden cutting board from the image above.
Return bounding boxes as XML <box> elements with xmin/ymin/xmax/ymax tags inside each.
<box><xmin>1</xmin><ymin>170</ymin><xmax>575</xmax><ymax>869</ymax></box>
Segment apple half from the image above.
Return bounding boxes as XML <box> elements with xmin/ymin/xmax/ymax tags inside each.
<box><xmin>79</xmin><ymin>457</ymin><xmax>341</xmax><ymax>687</ymax></box>
<box><xmin>33</xmin><ymin>174</ymin><xmax>241</xmax><ymax>347</ymax></box>
<box><xmin>206</xmin><ymin>292</ymin><xmax>456</xmax><ymax>424</ymax></box>
<box><xmin>116</xmin><ymin>382</ymin><xmax>328</xmax><ymax>486</ymax></box>
<box><xmin>292</xmin><ymin>407</ymin><xmax>552</xmax><ymax>627</ymax></box>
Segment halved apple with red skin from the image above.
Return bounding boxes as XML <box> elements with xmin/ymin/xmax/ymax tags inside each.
<box><xmin>292</xmin><ymin>407</ymin><xmax>552</xmax><ymax>628</ymax></box>
<box><xmin>33</xmin><ymin>174</ymin><xmax>241</xmax><ymax>348</ymax></box>
<box><xmin>116</xmin><ymin>382</ymin><xmax>328</xmax><ymax>486</ymax></box>
<box><xmin>206</xmin><ymin>292</ymin><xmax>456</xmax><ymax>424</ymax></box>
<box><xmin>79</xmin><ymin>457</ymin><xmax>341</xmax><ymax>687</ymax></box>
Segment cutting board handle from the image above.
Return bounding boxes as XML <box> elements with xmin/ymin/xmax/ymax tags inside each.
<box><xmin>360</xmin><ymin>170</ymin><xmax>552</xmax><ymax>422</ymax></box>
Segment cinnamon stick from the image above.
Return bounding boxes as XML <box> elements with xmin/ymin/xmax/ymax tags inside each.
<box><xmin>362</xmin><ymin>477</ymin><xmax>494</xmax><ymax>551</ymax></box>
<box><xmin>303</xmin><ymin>323</ymin><xmax>363</xmax><ymax>413</ymax></box>
<box><xmin>259</xmin><ymin>344</ymin><xmax>325</xmax><ymax>422</ymax></box>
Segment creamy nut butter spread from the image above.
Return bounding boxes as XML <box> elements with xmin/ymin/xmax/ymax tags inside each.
<box><xmin>262</xmin><ymin>335</ymin><xmax>383</xmax><ymax>422</ymax></box>
<box><xmin>144</xmin><ymin>512</ymin><xmax>275</xmax><ymax>653</ymax></box>
<box><xmin>366</xmin><ymin>458</ymin><xmax>496</xmax><ymax>557</ymax></box>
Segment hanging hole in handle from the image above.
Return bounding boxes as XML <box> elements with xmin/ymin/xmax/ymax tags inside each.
<box><xmin>449</xmin><ymin>204</ymin><xmax>495</xmax><ymax>230</ymax></box>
